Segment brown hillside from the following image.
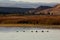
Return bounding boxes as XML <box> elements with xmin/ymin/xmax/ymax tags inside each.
<box><xmin>26</xmin><ymin>6</ymin><xmax>52</xmax><ymax>15</ymax></box>
<box><xmin>35</xmin><ymin>4</ymin><xmax>60</xmax><ymax>15</ymax></box>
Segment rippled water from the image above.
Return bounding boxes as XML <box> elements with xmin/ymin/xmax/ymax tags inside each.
<box><xmin>0</xmin><ymin>27</ymin><xmax>60</xmax><ymax>40</ymax></box>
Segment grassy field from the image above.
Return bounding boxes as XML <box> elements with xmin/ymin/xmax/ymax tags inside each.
<box><xmin>0</xmin><ymin>15</ymin><xmax>60</xmax><ymax>29</ymax></box>
<box><xmin>0</xmin><ymin>15</ymin><xmax>60</xmax><ymax>25</ymax></box>
<box><xmin>0</xmin><ymin>24</ymin><xmax>60</xmax><ymax>29</ymax></box>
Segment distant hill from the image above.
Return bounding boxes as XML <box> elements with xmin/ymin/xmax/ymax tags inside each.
<box><xmin>0</xmin><ymin>7</ymin><xmax>34</xmax><ymax>15</ymax></box>
<box><xmin>34</xmin><ymin>4</ymin><xmax>60</xmax><ymax>15</ymax></box>
<box><xmin>0</xmin><ymin>6</ymin><xmax>52</xmax><ymax>15</ymax></box>
<box><xmin>37</xmin><ymin>6</ymin><xmax>52</xmax><ymax>10</ymax></box>
<box><xmin>27</xmin><ymin>6</ymin><xmax>52</xmax><ymax>15</ymax></box>
<box><xmin>0</xmin><ymin>4</ymin><xmax>60</xmax><ymax>15</ymax></box>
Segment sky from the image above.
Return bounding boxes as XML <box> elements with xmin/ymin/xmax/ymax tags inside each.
<box><xmin>0</xmin><ymin>0</ymin><xmax>60</xmax><ymax>3</ymax></box>
<box><xmin>0</xmin><ymin>0</ymin><xmax>59</xmax><ymax>8</ymax></box>
<box><xmin>11</xmin><ymin>0</ymin><xmax>60</xmax><ymax>3</ymax></box>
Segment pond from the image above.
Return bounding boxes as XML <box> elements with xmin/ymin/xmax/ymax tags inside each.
<box><xmin>0</xmin><ymin>27</ymin><xmax>60</xmax><ymax>40</ymax></box>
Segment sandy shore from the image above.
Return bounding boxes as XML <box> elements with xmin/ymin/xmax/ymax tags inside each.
<box><xmin>0</xmin><ymin>24</ymin><xmax>60</xmax><ymax>29</ymax></box>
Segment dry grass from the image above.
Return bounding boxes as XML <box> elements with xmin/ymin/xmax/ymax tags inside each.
<box><xmin>0</xmin><ymin>15</ymin><xmax>60</xmax><ymax>29</ymax></box>
<box><xmin>0</xmin><ymin>24</ymin><xmax>60</xmax><ymax>29</ymax></box>
<box><xmin>0</xmin><ymin>15</ymin><xmax>60</xmax><ymax>25</ymax></box>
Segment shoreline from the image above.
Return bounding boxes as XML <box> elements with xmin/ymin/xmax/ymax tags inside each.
<box><xmin>0</xmin><ymin>24</ymin><xmax>60</xmax><ymax>29</ymax></box>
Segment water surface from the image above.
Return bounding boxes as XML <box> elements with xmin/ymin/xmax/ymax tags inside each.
<box><xmin>0</xmin><ymin>27</ymin><xmax>60</xmax><ymax>40</ymax></box>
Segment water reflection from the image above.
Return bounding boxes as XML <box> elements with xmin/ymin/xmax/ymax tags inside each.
<box><xmin>0</xmin><ymin>27</ymin><xmax>60</xmax><ymax>40</ymax></box>
<box><xmin>0</xmin><ymin>27</ymin><xmax>59</xmax><ymax>33</ymax></box>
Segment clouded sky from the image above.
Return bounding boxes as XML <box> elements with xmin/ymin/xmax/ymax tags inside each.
<box><xmin>0</xmin><ymin>0</ymin><xmax>59</xmax><ymax>8</ymax></box>
<box><xmin>13</xmin><ymin>0</ymin><xmax>60</xmax><ymax>3</ymax></box>
<box><xmin>0</xmin><ymin>0</ymin><xmax>60</xmax><ymax>3</ymax></box>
